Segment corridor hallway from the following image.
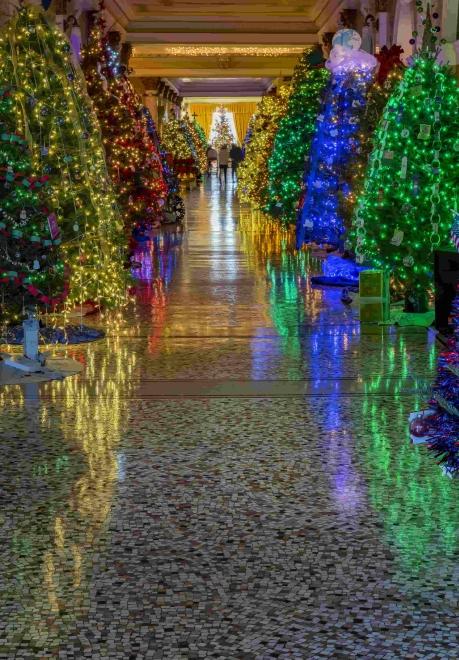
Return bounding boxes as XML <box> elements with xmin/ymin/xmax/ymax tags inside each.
<box><xmin>1</xmin><ymin>178</ymin><xmax>458</xmax><ymax>658</ymax></box>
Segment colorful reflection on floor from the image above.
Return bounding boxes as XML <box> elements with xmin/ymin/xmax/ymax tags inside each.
<box><xmin>0</xmin><ymin>178</ymin><xmax>457</xmax><ymax>657</ymax></box>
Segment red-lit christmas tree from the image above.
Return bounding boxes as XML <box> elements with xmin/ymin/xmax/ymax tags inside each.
<box><xmin>81</xmin><ymin>8</ymin><xmax>168</xmax><ymax>232</ymax></box>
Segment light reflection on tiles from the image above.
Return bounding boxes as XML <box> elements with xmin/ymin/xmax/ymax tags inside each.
<box><xmin>0</xmin><ymin>179</ymin><xmax>457</xmax><ymax>658</ymax></box>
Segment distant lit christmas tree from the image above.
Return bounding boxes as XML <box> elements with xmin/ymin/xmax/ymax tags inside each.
<box><xmin>213</xmin><ymin>107</ymin><xmax>234</xmax><ymax>148</ymax></box>
<box><xmin>238</xmin><ymin>88</ymin><xmax>291</xmax><ymax>207</ymax></box>
<box><xmin>0</xmin><ymin>87</ymin><xmax>66</xmax><ymax>324</ymax></box>
<box><xmin>264</xmin><ymin>46</ymin><xmax>330</xmax><ymax>225</ymax></box>
<box><xmin>351</xmin><ymin>16</ymin><xmax>459</xmax><ymax>299</ymax></box>
<box><xmin>0</xmin><ymin>5</ymin><xmax>126</xmax><ymax>309</ymax></box>
<box><xmin>185</xmin><ymin>115</ymin><xmax>207</xmax><ymax>173</ymax></box>
<box><xmin>162</xmin><ymin>119</ymin><xmax>194</xmax><ymax>160</ymax></box>
<box><xmin>242</xmin><ymin>116</ymin><xmax>255</xmax><ymax>156</ymax></box>
<box><xmin>296</xmin><ymin>31</ymin><xmax>376</xmax><ymax>249</ymax></box>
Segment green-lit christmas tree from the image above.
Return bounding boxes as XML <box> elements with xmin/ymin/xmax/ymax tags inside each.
<box><xmin>0</xmin><ymin>87</ymin><xmax>66</xmax><ymax>324</ymax></box>
<box><xmin>264</xmin><ymin>46</ymin><xmax>330</xmax><ymax>225</ymax></box>
<box><xmin>352</xmin><ymin>18</ymin><xmax>459</xmax><ymax>302</ymax></box>
<box><xmin>0</xmin><ymin>6</ymin><xmax>126</xmax><ymax>310</ymax></box>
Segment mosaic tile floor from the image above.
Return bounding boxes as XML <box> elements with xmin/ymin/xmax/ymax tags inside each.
<box><xmin>1</xmin><ymin>178</ymin><xmax>458</xmax><ymax>659</ymax></box>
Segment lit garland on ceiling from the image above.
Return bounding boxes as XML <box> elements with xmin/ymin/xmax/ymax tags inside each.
<box><xmin>238</xmin><ymin>86</ymin><xmax>291</xmax><ymax>207</ymax></box>
<box><xmin>160</xmin><ymin>46</ymin><xmax>305</xmax><ymax>57</ymax></box>
<box><xmin>0</xmin><ymin>6</ymin><xmax>127</xmax><ymax>311</ymax></box>
<box><xmin>264</xmin><ymin>46</ymin><xmax>330</xmax><ymax>226</ymax></box>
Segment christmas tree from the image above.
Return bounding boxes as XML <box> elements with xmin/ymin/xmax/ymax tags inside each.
<box><xmin>296</xmin><ymin>32</ymin><xmax>376</xmax><ymax>249</ymax></box>
<box><xmin>185</xmin><ymin>115</ymin><xmax>207</xmax><ymax>174</ymax></box>
<box><xmin>0</xmin><ymin>87</ymin><xmax>66</xmax><ymax>324</ymax></box>
<box><xmin>339</xmin><ymin>46</ymin><xmax>404</xmax><ymax>237</ymax></box>
<box><xmin>212</xmin><ymin>107</ymin><xmax>234</xmax><ymax>148</ymax></box>
<box><xmin>410</xmin><ymin>286</ymin><xmax>459</xmax><ymax>475</ymax></box>
<box><xmin>264</xmin><ymin>47</ymin><xmax>330</xmax><ymax>225</ymax></box>
<box><xmin>0</xmin><ymin>6</ymin><xmax>126</xmax><ymax>309</ymax></box>
<box><xmin>242</xmin><ymin>116</ymin><xmax>255</xmax><ymax>156</ymax></box>
<box><xmin>161</xmin><ymin>119</ymin><xmax>194</xmax><ymax>161</ymax></box>
<box><xmin>238</xmin><ymin>88</ymin><xmax>291</xmax><ymax>207</ymax></box>
<box><xmin>427</xmin><ymin>287</ymin><xmax>459</xmax><ymax>475</ymax></box>
<box><xmin>82</xmin><ymin>12</ymin><xmax>168</xmax><ymax>231</ymax></box>
<box><xmin>351</xmin><ymin>23</ymin><xmax>459</xmax><ymax>298</ymax></box>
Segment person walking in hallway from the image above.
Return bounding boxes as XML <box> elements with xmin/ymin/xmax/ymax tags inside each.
<box><xmin>230</xmin><ymin>143</ymin><xmax>244</xmax><ymax>181</ymax></box>
<box><xmin>218</xmin><ymin>144</ymin><xmax>229</xmax><ymax>185</ymax></box>
<box><xmin>206</xmin><ymin>145</ymin><xmax>217</xmax><ymax>175</ymax></box>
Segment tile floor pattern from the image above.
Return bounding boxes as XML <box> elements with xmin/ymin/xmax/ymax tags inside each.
<box><xmin>0</xmin><ymin>177</ymin><xmax>458</xmax><ymax>659</ymax></box>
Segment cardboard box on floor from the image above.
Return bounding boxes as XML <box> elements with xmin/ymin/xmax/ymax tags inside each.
<box><xmin>359</xmin><ymin>269</ymin><xmax>390</xmax><ymax>323</ymax></box>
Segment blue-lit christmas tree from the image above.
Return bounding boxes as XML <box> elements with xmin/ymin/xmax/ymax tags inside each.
<box><xmin>296</xmin><ymin>30</ymin><xmax>376</xmax><ymax>250</ymax></box>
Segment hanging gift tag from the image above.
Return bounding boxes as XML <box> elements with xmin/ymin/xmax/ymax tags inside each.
<box><xmin>47</xmin><ymin>212</ymin><xmax>60</xmax><ymax>240</ymax></box>
<box><xmin>411</xmin><ymin>85</ymin><xmax>423</xmax><ymax>96</ymax></box>
<box><xmin>33</xmin><ymin>259</ymin><xmax>40</xmax><ymax>270</ymax></box>
<box><xmin>329</xmin><ymin>129</ymin><xmax>338</xmax><ymax>137</ymax></box>
<box><xmin>417</xmin><ymin>124</ymin><xmax>431</xmax><ymax>140</ymax></box>
<box><xmin>400</xmin><ymin>156</ymin><xmax>408</xmax><ymax>179</ymax></box>
<box><xmin>434</xmin><ymin>111</ymin><xmax>440</xmax><ymax>122</ymax></box>
<box><xmin>317</xmin><ymin>114</ymin><xmax>324</xmax><ymax>122</ymax></box>
<box><xmin>304</xmin><ymin>219</ymin><xmax>314</xmax><ymax>229</ymax></box>
<box><xmin>356</xmin><ymin>254</ymin><xmax>364</xmax><ymax>265</ymax></box>
<box><xmin>352</xmin><ymin>100</ymin><xmax>362</xmax><ymax>108</ymax></box>
<box><xmin>401</xmin><ymin>128</ymin><xmax>409</xmax><ymax>138</ymax></box>
<box><xmin>349</xmin><ymin>117</ymin><xmax>359</xmax><ymax>125</ymax></box>
<box><xmin>403</xmin><ymin>255</ymin><xmax>414</xmax><ymax>267</ymax></box>
<box><xmin>391</xmin><ymin>228</ymin><xmax>404</xmax><ymax>246</ymax></box>
<box><xmin>383</xmin><ymin>150</ymin><xmax>394</xmax><ymax>160</ymax></box>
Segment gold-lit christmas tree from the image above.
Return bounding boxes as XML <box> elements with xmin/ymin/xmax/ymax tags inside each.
<box><xmin>0</xmin><ymin>6</ymin><xmax>127</xmax><ymax>310</ymax></box>
<box><xmin>238</xmin><ymin>87</ymin><xmax>291</xmax><ymax>207</ymax></box>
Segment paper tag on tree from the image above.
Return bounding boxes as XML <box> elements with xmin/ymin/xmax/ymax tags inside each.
<box><xmin>400</xmin><ymin>156</ymin><xmax>408</xmax><ymax>179</ymax></box>
<box><xmin>383</xmin><ymin>150</ymin><xmax>394</xmax><ymax>160</ymax></box>
<box><xmin>303</xmin><ymin>219</ymin><xmax>314</xmax><ymax>229</ymax></box>
<box><xmin>417</xmin><ymin>124</ymin><xmax>431</xmax><ymax>140</ymax></box>
<box><xmin>391</xmin><ymin>229</ymin><xmax>404</xmax><ymax>246</ymax></box>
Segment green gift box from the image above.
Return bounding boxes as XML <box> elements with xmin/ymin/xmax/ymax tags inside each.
<box><xmin>359</xmin><ymin>269</ymin><xmax>390</xmax><ymax>323</ymax></box>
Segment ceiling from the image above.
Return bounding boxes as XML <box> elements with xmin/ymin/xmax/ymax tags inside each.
<box><xmin>105</xmin><ymin>0</ymin><xmax>344</xmax><ymax>96</ymax></box>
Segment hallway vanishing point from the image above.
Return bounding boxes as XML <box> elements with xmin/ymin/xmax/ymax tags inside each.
<box><xmin>1</xmin><ymin>179</ymin><xmax>458</xmax><ymax>659</ymax></box>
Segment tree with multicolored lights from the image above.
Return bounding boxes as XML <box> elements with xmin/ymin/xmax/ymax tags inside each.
<box><xmin>351</xmin><ymin>45</ymin><xmax>459</xmax><ymax>299</ymax></box>
<box><xmin>339</xmin><ymin>45</ymin><xmax>404</xmax><ymax>237</ymax></box>
<box><xmin>296</xmin><ymin>30</ymin><xmax>377</xmax><ymax>249</ymax></box>
<box><xmin>264</xmin><ymin>46</ymin><xmax>330</xmax><ymax>225</ymax></box>
<box><xmin>212</xmin><ymin>107</ymin><xmax>234</xmax><ymax>148</ymax></box>
<box><xmin>185</xmin><ymin>115</ymin><xmax>207</xmax><ymax>174</ymax></box>
<box><xmin>0</xmin><ymin>5</ymin><xmax>126</xmax><ymax>310</ymax></box>
<box><xmin>238</xmin><ymin>88</ymin><xmax>291</xmax><ymax>207</ymax></box>
<box><xmin>427</xmin><ymin>287</ymin><xmax>459</xmax><ymax>475</ymax></box>
<box><xmin>82</xmin><ymin>12</ymin><xmax>167</xmax><ymax>231</ymax></box>
<box><xmin>0</xmin><ymin>87</ymin><xmax>66</xmax><ymax>324</ymax></box>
